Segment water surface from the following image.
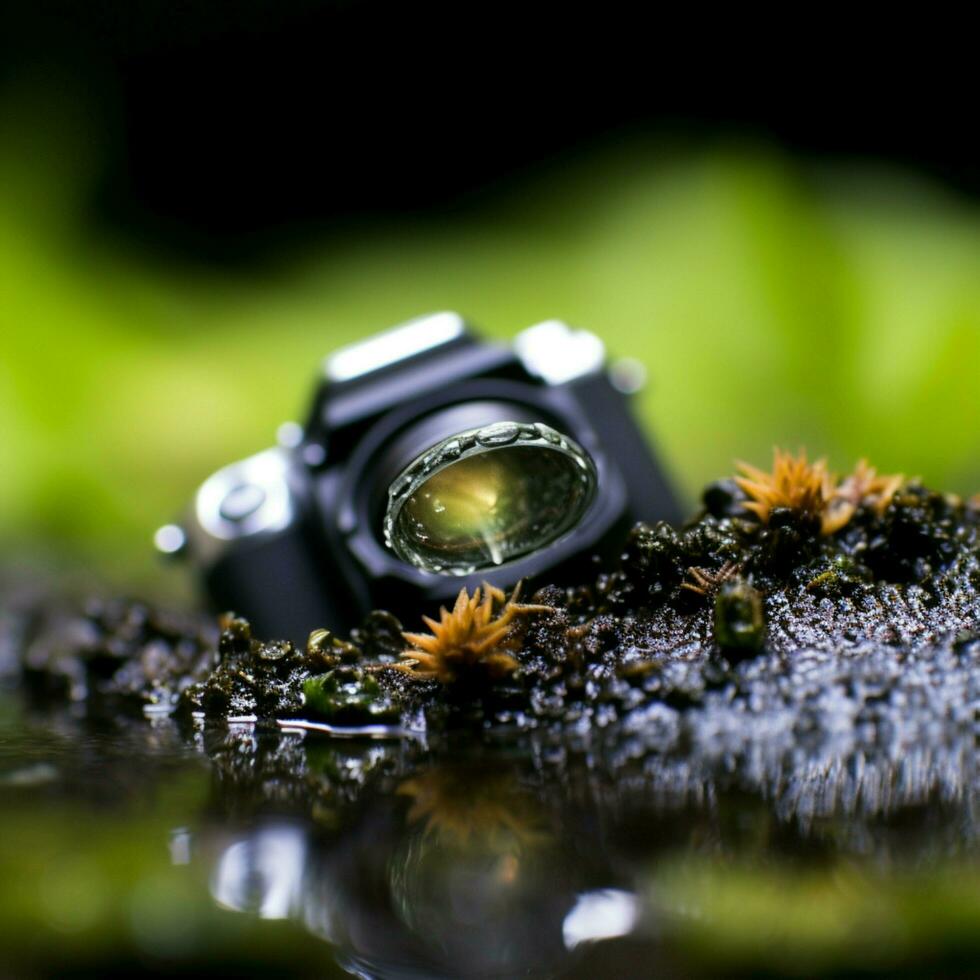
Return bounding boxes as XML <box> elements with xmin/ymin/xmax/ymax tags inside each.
<box><xmin>3</xmin><ymin>692</ymin><xmax>979</xmax><ymax>977</ymax></box>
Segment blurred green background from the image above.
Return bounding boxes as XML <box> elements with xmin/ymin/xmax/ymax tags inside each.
<box><xmin>1</xmin><ymin>48</ymin><xmax>979</xmax><ymax>593</ymax></box>
<box><xmin>2</xmin><ymin>15</ymin><xmax>980</xmax><ymax>978</ymax></box>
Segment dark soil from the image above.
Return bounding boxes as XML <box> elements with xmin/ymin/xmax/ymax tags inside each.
<box><xmin>7</xmin><ymin>481</ymin><xmax>978</xmax><ymax>747</ymax></box>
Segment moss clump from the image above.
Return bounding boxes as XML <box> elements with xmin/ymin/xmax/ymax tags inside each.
<box><xmin>180</xmin><ymin>614</ymin><xmax>353</xmax><ymax>720</ymax></box>
<box><xmin>14</xmin><ymin>596</ymin><xmax>217</xmax><ymax>710</ymax></box>
<box><xmin>303</xmin><ymin>665</ymin><xmax>401</xmax><ymax>726</ymax></box>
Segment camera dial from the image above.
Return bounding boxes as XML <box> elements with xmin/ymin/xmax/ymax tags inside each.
<box><xmin>384</xmin><ymin>421</ymin><xmax>597</xmax><ymax>574</ymax></box>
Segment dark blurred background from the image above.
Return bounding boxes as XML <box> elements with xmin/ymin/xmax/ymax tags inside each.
<box><xmin>1</xmin><ymin>3</ymin><xmax>977</xmax><ymax>590</ymax></box>
<box><xmin>5</xmin><ymin>4</ymin><xmax>978</xmax><ymax>257</ymax></box>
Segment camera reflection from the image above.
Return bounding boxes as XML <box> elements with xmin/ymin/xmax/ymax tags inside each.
<box><xmin>203</xmin><ymin>754</ymin><xmax>635</xmax><ymax>978</ymax></box>
<box><xmin>189</xmin><ymin>721</ymin><xmax>980</xmax><ymax>979</ymax></box>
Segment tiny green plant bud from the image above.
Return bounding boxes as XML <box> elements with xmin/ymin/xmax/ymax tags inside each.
<box><xmin>714</xmin><ymin>579</ymin><xmax>765</xmax><ymax>655</ymax></box>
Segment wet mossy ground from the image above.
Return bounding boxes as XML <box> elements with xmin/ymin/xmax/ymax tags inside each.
<box><xmin>7</xmin><ymin>479</ymin><xmax>979</xmax><ymax>742</ymax></box>
<box><xmin>3</xmin><ymin>475</ymin><xmax>980</xmax><ymax>977</ymax></box>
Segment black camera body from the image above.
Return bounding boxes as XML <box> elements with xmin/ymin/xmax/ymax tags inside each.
<box><xmin>168</xmin><ymin>314</ymin><xmax>680</xmax><ymax>639</ymax></box>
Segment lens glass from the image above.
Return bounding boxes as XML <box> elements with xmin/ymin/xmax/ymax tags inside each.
<box><xmin>385</xmin><ymin>423</ymin><xmax>596</xmax><ymax>574</ymax></box>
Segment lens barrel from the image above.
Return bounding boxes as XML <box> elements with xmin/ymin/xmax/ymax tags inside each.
<box><xmin>384</xmin><ymin>421</ymin><xmax>598</xmax><ymax>574</ymax></box>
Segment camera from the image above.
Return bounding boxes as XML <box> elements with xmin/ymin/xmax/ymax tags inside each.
<box><xmin>158</xmin><ymin>313</ymin><xmax>680</xmax><ymax>639</ymax></box>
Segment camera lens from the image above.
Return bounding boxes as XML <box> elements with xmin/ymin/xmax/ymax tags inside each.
<box><xmin>384</xmin><ymin>421</ymin><xmax>597</xmax><ymax>574</ymax></box>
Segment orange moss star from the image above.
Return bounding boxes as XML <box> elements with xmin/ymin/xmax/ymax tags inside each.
<box><xmin>399</xmin><ymin>582</ymin><xmax>551</xmax><ymax>684</ymax></box>
<box><xmin>834</xmin><ymin>459</ymin><xmax>904</xmax><ymax>517</ymax></box>
<box><xmin>735</xmin><ymin>449</ymin><xmax>903</xmax><ymax>536</ymax></box>
<box><xmin>735</xmin><ymin>449</ymin><xmax>835</xmax><ymax>530</ymax></box>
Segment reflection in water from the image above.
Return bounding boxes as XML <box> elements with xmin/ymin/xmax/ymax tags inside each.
<box><xmin>188</xmin><ymin>719</ymin><xmax>979</xmax><ymax>978</ymax></box>
<box><xmin>212</xmin><ymin>824</ymin><xmax>308</xmax><ymax>919</ymax></box>
<box><xmin>3</xmin><ymin>700</ymin><xmax>979</xmax><ymax>977</ymax></box>
<box><xmin>397</xmin><ymin>766</ymin><xmax>549</xmax><ymax>850</ymax></box>
<box><xmin>562</xmin><ymin>890</ymin><xmax>640</xmax><ymax>950</ymax></box>
<box><xmin>201</xmin><ymin>753</ymin><xmax>587</xmax><ymax>978</ymax></box>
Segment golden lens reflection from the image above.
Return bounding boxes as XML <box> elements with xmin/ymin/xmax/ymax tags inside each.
<box><xmin>418</xmin><ymin>454</ymin><xmax>505</xmax><ymax>533</ymax></box>
<box><xmin>398</xmin><ymin>446</ymin><xmax>590</xmax><ymax>572</ymax></box>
